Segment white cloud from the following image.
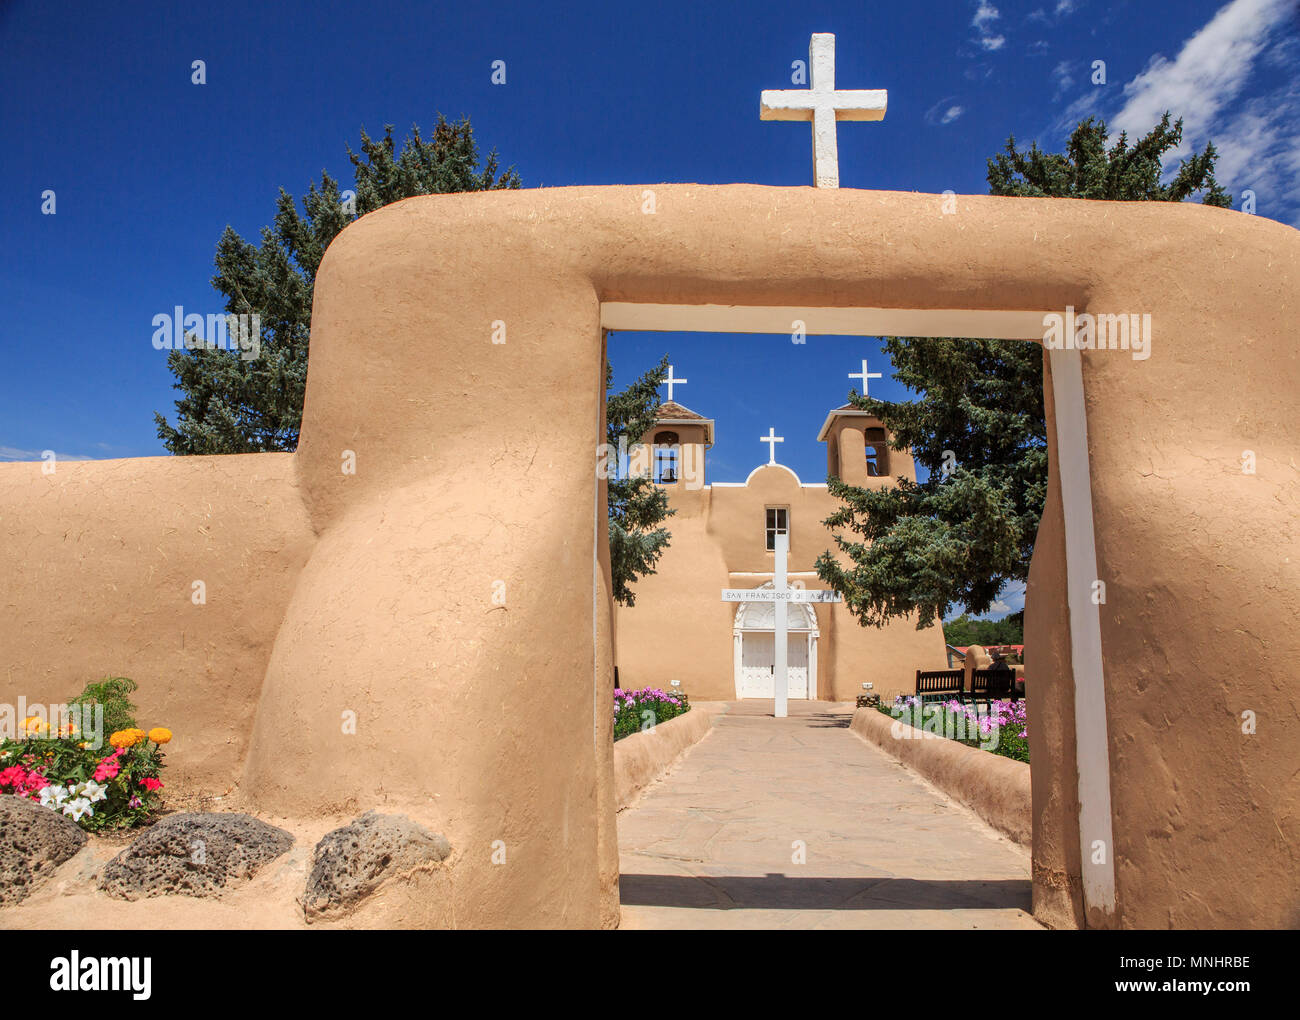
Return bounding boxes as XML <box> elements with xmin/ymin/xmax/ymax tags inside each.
<box><xmin>925</xmin><ymin>97</ymin><xmax>967</xmax><ymax>126</ymax></box>
<box><xmin>1028</xmin><ymin>0</ymin><xmax>1078</xmax><ymax>25</ymax></box>
<box><xmin>1108</xmin><ymin>0</ymin><xmax>1299</xmax><ymax>219</ymax></box>
<box><xmin>1112</xmin><ymin>0</ymin><xmax>1291</xmax><ymax>143</ymax></box>
<box><xmin>971</xmin><ymin>2</ymin><xmax>1007</xmax><ymax>52</ymax></box>
<box><xmin>972</xmin><ymin>2</ymin><xmax>1000</xmax><ymax>30</ymax></box>
<box><xmin>0</xmin><ymin>445</ymin><xmax>96</xmax><ymax>463</ymax></box>
<box><xmin>993</xmin><ymin>580</ymin><xmax>1027</xmax><ymax>616</ymax></box>
<box><xmin>1206</xmin><ymin>84</ymin><xmax>1300</xmax><ymax>223</ymax></box>
<box><xmin>1052</xmin><ymin>59</ymin><xmax>1075</xmax><ymax>97</ymax></box>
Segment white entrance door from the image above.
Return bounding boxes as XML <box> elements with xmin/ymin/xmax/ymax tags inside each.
<box><xmin>741</xmin><ymin>632</ymin><xmax>774</xmax><ymax>698</ymax></box>
<box><xmin>787</xmin><ymin>634</ymin><xmax>809</xmax><ymax>699</ymax></box>
<box><xmin>739</xmin><ymin>631</ymin><xmax>809</xmax><ymax>699</ymax></box>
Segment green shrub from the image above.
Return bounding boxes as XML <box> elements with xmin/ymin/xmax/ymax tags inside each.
<box><xmin>69</xmin><ymin>676</ymin><xmax>138</xmax><ymax>736</ymax></box>
<box><xmin>614</xmin><ymin>687</ymin><xmax>689</xmax><ymax>741</ymax></box>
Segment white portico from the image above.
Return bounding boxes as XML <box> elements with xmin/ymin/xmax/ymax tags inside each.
<box><xmin>732</xmin><ymin>584</ymin><xmax>819</xmax><ymax>701</ymax></box>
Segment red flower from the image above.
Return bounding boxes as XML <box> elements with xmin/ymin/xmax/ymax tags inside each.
<box><xmin>0</xmin><ymin>765</ymin><xmax>26</xmax><ymax>789</ymax></box>
<box><xmin>138</xmin><ymin>777</ymin><xmax>163</xmax><ymax>792</ymax></box>
<box><xmin>93</xmin><ymin>747</ymin><xmax>125</xmax><ymax>782</ymax></box>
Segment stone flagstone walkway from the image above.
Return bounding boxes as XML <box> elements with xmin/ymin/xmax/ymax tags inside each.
<box><xmin>617</xmin><ymin>701</ymin><xmax>1041</xmax><ymax>929</ymax></box>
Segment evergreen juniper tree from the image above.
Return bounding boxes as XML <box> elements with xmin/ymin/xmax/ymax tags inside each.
<box><xmin>156</xmin><ymin>116</ymin><xmax>674</xmax><ymax>602</ymax></box>
<box><xmin>606</xmin><ymin>355</ymin><xmax>674</xmax><ymax>606</ymax></box>
<box><xmin>155</xmin><ymin>115</ymin><xmax>521</xmax><ymax>454</ymax></box>
<box><xmin>816</xmin><ymin>113</ymin><xmax>1232</xmax><ymax>629</ymax></box>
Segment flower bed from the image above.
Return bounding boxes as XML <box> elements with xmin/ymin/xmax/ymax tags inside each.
<box><xmin>878</xmin><ymin>695</ymin><xmax>1029</xmax><ymax>763</ymax></box>
<box><xmin>614</xmin><ymin>687</ymin><xmax>689</xmax><ymax>742</ymax></box>
<box><xmin>1</xmin><ymin>678</ymin><xmax>172</xmax><ymax>831</ymax></box>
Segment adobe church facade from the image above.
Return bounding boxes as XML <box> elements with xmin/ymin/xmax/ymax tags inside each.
<box><xmin>614</xmin><ymin>398</ymin><xmax>947</xmax><ymax>702</ymax></box>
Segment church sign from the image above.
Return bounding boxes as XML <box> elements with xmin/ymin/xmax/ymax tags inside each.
<box><xmin>720</xmin><ymin>589</ymin><xmax>842</xmax><ymax>603</ymax></box>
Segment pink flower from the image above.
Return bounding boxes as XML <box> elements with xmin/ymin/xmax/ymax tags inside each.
<box><xmin>23</xmin><ymin>771</ymin><xmax>49</xmax><ymax>792</ymax></box>
<box><xmin>0</xmin><ymin>765</ymin><xmax>27</xmax><ymax>789</ymax></box>
<box><xmin>93</xmin><ymin>747</ymin><xmax>126</xmax><ymax>780</ymax></box>
<box><xmin>138</xmin><ymin>777</ymin><xmax>163</xmax><ymax>792</ymax></box>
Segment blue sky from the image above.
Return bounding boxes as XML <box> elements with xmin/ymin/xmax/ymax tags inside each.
<box><xmin>3</xmin><ymin>0</ymin><xmax>1297</xmax><ymax>616</ymax></box>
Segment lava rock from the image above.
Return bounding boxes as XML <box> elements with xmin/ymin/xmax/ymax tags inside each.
<box><xmin>303</xmin><ymin>810</ymin><xmax>451</xmax><ymax>919</ymax></box>
<box><xmin>99</xmin><ymin>812</ymin><xmax>293</xmax><ymax>900</ymax></box>
<box><xmin>0</xmin><ymin>796</ymin><xmax>88</xmax><ymax>906</ymax></box>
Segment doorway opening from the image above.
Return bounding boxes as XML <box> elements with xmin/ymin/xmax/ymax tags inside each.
<box><xmin>602</xmin><ymin>301</ymin><xmax>1114</xmax><ymax>923</ymax></box>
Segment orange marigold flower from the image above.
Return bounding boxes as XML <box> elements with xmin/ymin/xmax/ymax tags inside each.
<box><xmin>148</xmin><ymin>727</ymin><xmax>172</xmax><ymax>745</ymax></box>
<box><xmin>109</xmin><ymin>728</ymin><xmax>145</xmax><ymax>749</ymax></box>
<box><xmin>22</xmin><ymin>716</ymin><xmax>48</xmax><ymax>734</ymax></box>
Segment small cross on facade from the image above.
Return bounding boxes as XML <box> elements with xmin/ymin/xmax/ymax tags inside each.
<box><xmin>760</xmin><ymin>33</ymin><xmax>888</xmax><ymax>188</ymax></box>
<box><xmin>760</xmin><ymin>427</ymin><xmax>784</xmax><ymax>464</ymax></box>
<box><xmin>664</xmin><ymin>365</ymin><xmax>687</xmax><ymax>402</ymax></box>
<box><xmin>848</xmin><ymin>358</ymin><xmax>882</xmax><ymax>397</ymax></box>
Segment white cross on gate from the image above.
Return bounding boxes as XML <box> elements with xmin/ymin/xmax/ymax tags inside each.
<box><xmin>760</xmin><ymin>427</ymin><xmax>784</xmax><ymax>464</ymax></box>
<box><xmin>848</xmin><ymin>358</ymin><xmax>882</xmax><ymax>397</ymax></box>
<box><xmin>760</xmin><ymin>33</ymin><xmax>888</xmax><ymax>189</ymax></box>
<box><xmin>720</xmin><ymin>534</ymin><xmax>842</xmax><ymax>718</ymax></box>
<box><xmin>664</xmin><ymin>365</ymin><xmax>687</xmax><ymax>402</ymax></box>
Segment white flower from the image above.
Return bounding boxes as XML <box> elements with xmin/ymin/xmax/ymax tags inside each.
<box><xmin>78</xmin><ymin>780</ymin><xmax>108</xmax><ymax>803</ymax></box>
<box><xmin>39</xmin><ymin>784</ymin><xmax>70</xmax><ymax>808</ymax></box>
<box><xmin>62</xmin><ymin>797</ymin><xmax>93</xmax><ymax>821</ymax></box>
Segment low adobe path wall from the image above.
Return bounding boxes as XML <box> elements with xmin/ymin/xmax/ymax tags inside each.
<box><xmin>850</xmin><ymin>707</ymin><xmax>1031</xmax><ymax>847</ymax></box>
<box><xmin>613</xmin><ymin>703</ymin><xmax>721</xmax><ymax>810</ymax></box>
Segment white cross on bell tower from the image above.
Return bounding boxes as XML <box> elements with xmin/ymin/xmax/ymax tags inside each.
<box><xmin>760</xmin><ymin>33</ymin><xmax>888</xmax><ymax>188</ymax></box>
<box><xmin>848</xmin><ymin>358</ymin><xmax>882</xmax><ymax>397</ymax></box>
<box><xmin>664</xmin><ymin>365</ymin><xmax>687</xmax><ymax>402</ymax></box>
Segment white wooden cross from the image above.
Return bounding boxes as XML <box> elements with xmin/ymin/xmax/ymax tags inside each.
<box><xmin>760</xmin><ymin>33</ymin><xmax>888</xmax><ymax>188</ymax></box>
<box><xmin>664</xmin><ymin>365</ymin><xmax>687</xmax><ymax>402</ymax></box>
<box><xmin>760</xmin><ymin>427</ymin><xmax>784</xmax><ymax>464</ymax></box>
<box><xmin>720</xmin><ymin>534</ymin><xmax>842</xmax><ymax>718</ymax></box>
<box><xmin>848</xmin><ymin>358</ymin><xmax>882</xmax><ymax>397</ymax></box>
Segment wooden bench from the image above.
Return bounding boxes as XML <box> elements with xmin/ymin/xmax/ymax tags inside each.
<box><xmin>914</xmin><ymin>669</ymin><xmax>964</xmax><ymax>703</ymax></box>
<box><xmin>914</xmin><ymin>668</ymin><xmax>1023</xmax><ymax>704</ymax></box>
<box><xmin>969</xmin><ymin>667</ymin><xmax>1022</xmax><ymax>702</ymax></box>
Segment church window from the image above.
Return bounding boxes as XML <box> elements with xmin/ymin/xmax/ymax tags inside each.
<box><xmin>765</xmin><ymin>507</ymin><xmax>789</xmax><ymax>551</ymax></box>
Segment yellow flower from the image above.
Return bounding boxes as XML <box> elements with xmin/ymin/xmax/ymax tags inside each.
<box><xmin>148</xmin><ymin>727</ymin><xmax>172</xmax><ymax>745</ymax></box>
<box><xmin>109</xmin><ymin>728</ymin><xmax>146</xmax><ymax>749</ymax></box>
<box><xmin>22</xmin><ymin>716</ymin><xmax>48</xmax><ymax>734</ymax></box>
